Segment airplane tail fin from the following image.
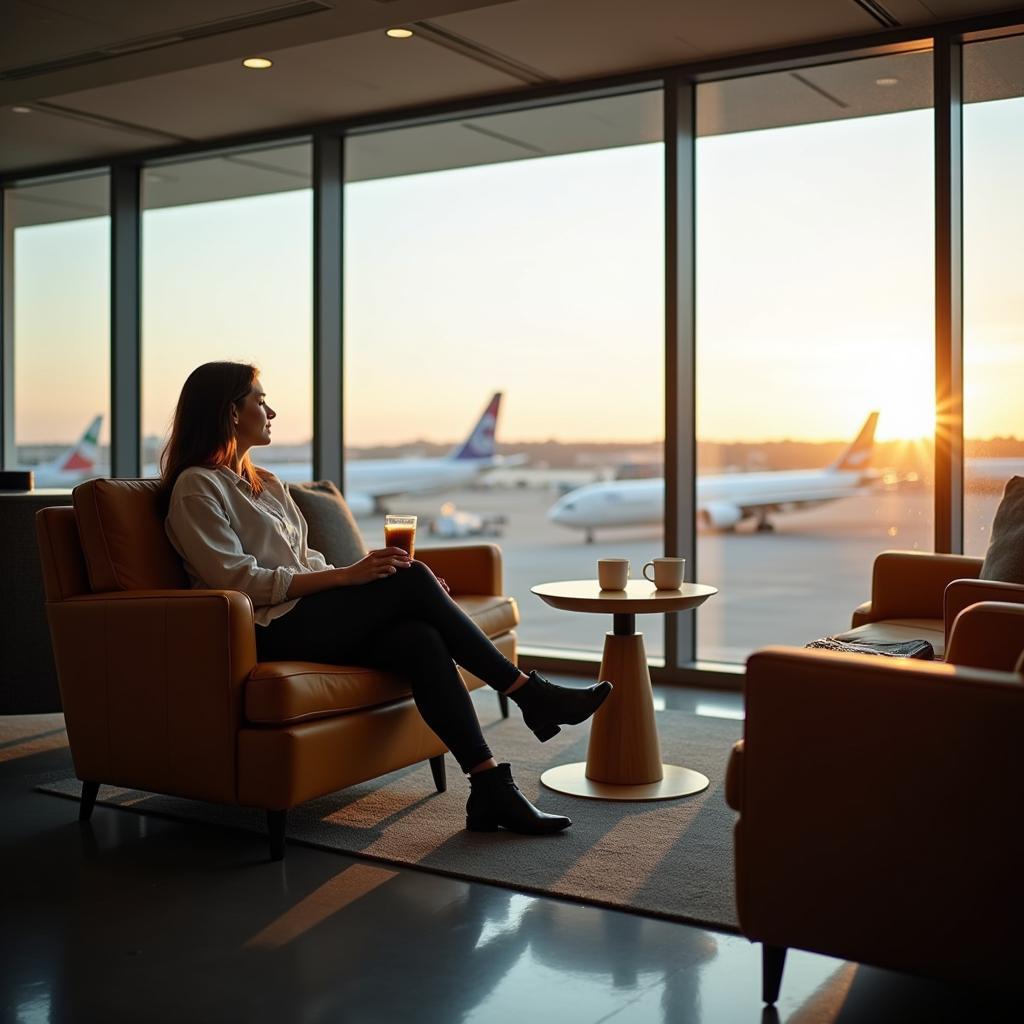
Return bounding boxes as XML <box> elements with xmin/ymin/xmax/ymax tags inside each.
<box><xmin>450</xmin><ymin>393</ymin><xmax>501</xmax><ymax>461</ymax></box>
<box><xmin>830</xmin><ymin>412</ymin><xmax>879</xmax><ymax>472</ymax></box>
<box><xmin>57</xmin><ymin>414</ymin><xmax>102</xmax><ymax>472</ymax></box>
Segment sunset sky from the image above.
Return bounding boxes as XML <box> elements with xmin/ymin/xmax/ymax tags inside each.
<box><xmin>11</xmin><ymin>94</ymin><xmax>1022</xmax><ymax>449</ymax></box>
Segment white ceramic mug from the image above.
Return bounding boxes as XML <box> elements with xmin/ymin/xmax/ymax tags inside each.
<box><xmin>597</xmin><ymin>558</ymin><xmax>630</xmax><ymax>590</ymax></box>
<box><xmin>642</xmin><ymin>557</ymin><xmax>685</xmax><ymax>590</ymax></box>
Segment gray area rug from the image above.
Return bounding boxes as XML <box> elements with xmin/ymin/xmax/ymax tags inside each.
<box><xmin>36</xmin><ymin>696</ymin><xmax>742</xmax><ymax>932</ymax></box>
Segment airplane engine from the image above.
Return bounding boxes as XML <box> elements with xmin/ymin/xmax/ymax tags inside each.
<box><xmin>701</xmin><ymin>503</ymin><xmax>744</xmax><ymax>530</ymax></box>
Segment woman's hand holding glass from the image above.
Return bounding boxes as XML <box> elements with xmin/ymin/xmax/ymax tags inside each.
<box><xmin>338</xmin><ymin>547</ymin><xmax>412</xmax><ymax>585</ymax></box>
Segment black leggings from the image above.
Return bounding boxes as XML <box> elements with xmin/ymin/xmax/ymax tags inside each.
<box><xmin>254</xmin><ymin>562</ymin><xmax>521</xmax><ymax>773</ymax></box>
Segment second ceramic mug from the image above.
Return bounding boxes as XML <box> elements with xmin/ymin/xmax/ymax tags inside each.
<box><xmin>643</xmin><ymin>557</ymin><xmax>685</xmax><ymax>590</ymax></box>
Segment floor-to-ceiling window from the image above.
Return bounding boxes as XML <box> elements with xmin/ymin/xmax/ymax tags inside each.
<box><xmin>141</xmin><ymin>141</ymin><xmax>313</xmax><ymax>472</ymax></box>
<box><xmin>5</xmin><ymin>173</ymin><xmax>109</xmax><ymax>484</ymax></box>
<box><xmin>963</xmin><ymin>34</ymin><xmax>1024</xmax><ymax>557</ymax></box>
<box><xmin>344</xmin><ymin>92</ymin><xmax>665</xmax><ymax>658</ymax></box>
<box><xmin>695</xmin><ymin>51</ymin><xmax>935</xmax><ymax>663</ymax></box>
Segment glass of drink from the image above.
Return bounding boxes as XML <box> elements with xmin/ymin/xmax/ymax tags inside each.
<box><xmin>384</xmin><ymin>514</ymin><xmax>417</xmax><ymax>559</ymax></box>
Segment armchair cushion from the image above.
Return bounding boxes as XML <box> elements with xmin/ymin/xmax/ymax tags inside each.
<box><xmin>980</xmin><ymin>476</ymin><xmax>1024</xmax><ymax>584</ymax></box>
<box><xmin>246</xmin><ymin>663</ymin><xmax>415</xmax><ymax>724</ymax></box>
<box><xmin>286</xmin><ymin>481</ymin><xmax>367</xmax><ymax>568</ymax></box>
<box><xmin>832</xmin><ymin>617</ymin><xmax>946</xmax><ymax>658</ymax></box>
<box><xmin>451</xmin><ymin>594</ymin><xmax>518</xmax><ymax>637</ymax></box>
<box><xmin>245</xmin><ymin>593</ymin><xmax>516</xmax><ymax>725</ymax></box>
<box><xmin>73</xmin><ymin>478</ymin><xmax>188</xmax><ymax>592</ymax></box>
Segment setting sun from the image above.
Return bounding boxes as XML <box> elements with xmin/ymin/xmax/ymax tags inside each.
<box><xmin>871</xmin><ymin>387</ymin><xmax>935</xmax><ymax>441</ymax></box>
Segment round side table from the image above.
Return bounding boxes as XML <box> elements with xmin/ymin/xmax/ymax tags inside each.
<box><xmin>530</xmin><ymin>579</ymin><xmax>718</xmax><ymax>801</ymax></box>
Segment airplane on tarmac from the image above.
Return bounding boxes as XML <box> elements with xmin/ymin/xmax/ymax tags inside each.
<box><xmin>17</xmin><ymin>415</ymin><xmax>107</xmax><ymax>487</ymax></box>
<box><xmin>548</xmin><ymin>412</ymin><xmax>882</xmax><ymax>542</ymax></box>
<box><xmin>339</xmin><ymin>392</ymin><xmax>524</xmax><ymax>515</ymax></box>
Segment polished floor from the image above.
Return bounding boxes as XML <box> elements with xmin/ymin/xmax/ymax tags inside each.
<box><xmin>1</xmin><ymin>684</ymin><xmax>1017</xmax><ymax>1024</ymax></box>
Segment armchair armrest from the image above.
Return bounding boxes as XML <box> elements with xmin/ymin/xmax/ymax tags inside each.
<box><xmin>416</xmin><ymin>544</ymin><xmax>503</xmax><ymax>596</ymax></box>
<box><xmin>46</xmin><ymin>589</ymin><xmax>256</xmax><ymax>804</ymax></box>
<box><xmin>860</xmin><ymin>550</ymin><xmax>982</xmax><ymax>623</ymax></box>
<box><xmin>944</xmin><ymin>578</ymin><xmax>1024</xmax><ymax>640</ymax></box>
<box><xmin>850</xmin><ymin>601</ymin><xmax>873</xmax><ymax>628</ymax></box>
<box><xmin>944</xmin><ymin>600</ymin><xmax>1024</xmax><ymax>671</ymax></box>
<box><xmin>736</xmin><ymin>646</ymin><xmax>1024</xmax><ymax>974</ymax></box>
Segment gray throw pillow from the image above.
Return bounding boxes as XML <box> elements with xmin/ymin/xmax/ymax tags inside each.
<box><xmin>287</xmin><ymin>480</ymin><xmax>368</xmax><ymax>568</ymax></box>
<box><xmin>980</xmin><ymin>476</ymin><xmax>1024</xmax><ymax>584</ymax></box>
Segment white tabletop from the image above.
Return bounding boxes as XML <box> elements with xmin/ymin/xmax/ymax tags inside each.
<box><xmin>531</xmin><ymin>579</ymin><xmax>718</xmax><ymax>615</ymax></box>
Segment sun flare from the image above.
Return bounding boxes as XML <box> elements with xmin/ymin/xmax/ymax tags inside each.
<box><xmin>871</xmin><ymin>387</ymin><xmax>935</xmax><ymax>442</ymax></box>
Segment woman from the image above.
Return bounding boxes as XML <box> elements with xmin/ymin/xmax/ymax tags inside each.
<box><xmin>161</xmin><ymin>362</ymin><xmax>611</xmax><ymax>835</ymax></box>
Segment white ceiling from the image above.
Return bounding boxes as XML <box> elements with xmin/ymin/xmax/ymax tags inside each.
<box><xmin>1</xmin><ymin>0</ymin><xmax>1021</xmax><ymax>179</ymax></box>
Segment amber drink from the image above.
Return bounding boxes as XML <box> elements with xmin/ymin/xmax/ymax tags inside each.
<box><xmin>384</xmin><ymin>515</ymin><xmax>417</xmax><ymax>559</ymax></box>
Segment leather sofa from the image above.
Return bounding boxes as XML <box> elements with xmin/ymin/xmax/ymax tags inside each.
<box><xmin>36</xmin><ymin>478</ymin><xmax>519</xmax><ymax>860</ymax></box>
<box><xmin>726</xmin><ymin>600</ymin><xmax>1024</xmax><ymax>1003</ymax></box>
<box><xmin>828</xmin><ymin>549</ymin><xmax>1024</xmax><ymax>659</ymax></box>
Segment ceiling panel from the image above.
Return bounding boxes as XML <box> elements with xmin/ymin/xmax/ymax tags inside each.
<box><xmin>41</xmin><ymin>30</ymin><xmax>524</xmax><ymax>144</ymax></box>
<box><xmin>5</xmin><ymin>1</ymin><xmax>110</xmax><ymax>70</ymax></box>
<box><xmin>432</xmin><ymin>0</ymin><xmax>880</xmax><ymax>81</ymax></box>
<box><xmin>0</xmin><ymin>1</ymin><xmax>509</xmax><ymax>106</ymax></box>
<box><xmin>3</xmin><ymin>0</ymin><xmax>296</xmax><ymax>70</ymax></box>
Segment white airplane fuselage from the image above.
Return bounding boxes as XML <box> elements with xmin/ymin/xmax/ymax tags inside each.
<box><xmin>345</xmin><ymin>456</ymin><xmax>501</xmax><ymax>495</ymax></box>
<box><xmin>548</xmin><ymin>468</ymin><xmax>871</xmax><ymax>533</ymax></box>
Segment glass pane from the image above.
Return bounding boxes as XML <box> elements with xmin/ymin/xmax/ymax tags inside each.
<box><xmin>964</xmin><ymin>34</ymin><xmax>1024</xmax><ymax>556</ymax></box>
<box><xmin>696</xmin><ymin>51</ymin><xmax>935</xmax><ymax>663</ymax></box>
<box><xmin>141</xmin><ymin>141</ymin><xmax>313</xmax><ymax>472</ymax></box>
<box><xmin>345</xmin><ymin>93</ymin><xmax>665</xmax><ymax>658</ymax></box>
<box><xmin>6</xmin><ymin>173</ymin><xmax>109</xmax><ymax>485</ymax></box>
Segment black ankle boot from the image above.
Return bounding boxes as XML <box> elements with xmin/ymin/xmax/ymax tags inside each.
<box><xmin>466</xmin><ymin>763</ymin><xmax>571</xmax><ymax>834</ymax></box>
<box><xmin>508</xmin><ymin>671</ymin><xmax>613</xmax><ymax>742</ymax></box>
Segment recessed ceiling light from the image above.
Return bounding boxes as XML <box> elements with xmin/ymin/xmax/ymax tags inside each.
<box><xmin>875</xmin><ymin>77</ymin><xmax>899</xmax><ymax>87</ymax></box>
<box><xmin>386</xmin><ymin>28</ymin><xmax>414</xmax><ymax>39</ymax></box>
<box><xmin>11</xmin><ymin>106</ymin><xmax>31</xmax><ymax>114</ymax></box>
<box><xmin>242</xmin><ymin>57</ymin><xmax>273</xmax><ymax>69</ymax></box>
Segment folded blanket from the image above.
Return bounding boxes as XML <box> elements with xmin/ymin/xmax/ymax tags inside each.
<box><xmin>805</xmin><ymin>637</ymin><xmax>935</xmax><ymax>660</ymax></box>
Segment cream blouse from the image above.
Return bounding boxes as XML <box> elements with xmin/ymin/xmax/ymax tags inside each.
<box><xmin>165</xmin><ymin>465</ymin><xmax>334</xmax><ymax>626</ymax></box>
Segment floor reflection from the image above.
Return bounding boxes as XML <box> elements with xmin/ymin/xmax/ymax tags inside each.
<box><xmin>3</xmin><ymin>706</ymin><xmax>1019</xmax><ymax>1024</ymax></box>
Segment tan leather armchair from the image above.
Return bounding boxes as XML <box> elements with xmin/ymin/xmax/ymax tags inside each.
<box><xmin>726</xmin><ymin>602</ymin><xmax>1024</xmax><ymax>1004</ymax></box>
<box><xmin>36</xmin><ymin>478</ymin><xmax>519</xmax><ymax>860</ymax></box>
<box><xmin>834</xmin><ymin>549</ymin><xmax>1024</xmax><ymax>658</ymax></box>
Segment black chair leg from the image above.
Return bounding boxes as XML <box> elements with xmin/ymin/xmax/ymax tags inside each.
<box><xmin>762</xmin><ymin>944</ymin><xmax>787</xmax><ymax>1005</ymax></box>
<box><xmin>79</xmin><ymin>781</ymin><xmax>100</xmax><ymax>822</ymax></box>
<box><xmin>267</xmin><ymin>809</ymin><xmax>287</xmax><ymax>861</ymax></box>
<box><xmin>429</xmin><ymin>754</ymin><xmax>447</xmax><ymax>792</ymax></box>
<box><xmin>498</xmin><ymin>692</ymin><xmax>509</xmax><ymax>719</ymax></box>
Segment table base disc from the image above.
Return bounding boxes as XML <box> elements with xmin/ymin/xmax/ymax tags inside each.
<box><xmin>540</xmin><ymin>762</ymin><xmax>710</xmax><ymax>801</ymax></box>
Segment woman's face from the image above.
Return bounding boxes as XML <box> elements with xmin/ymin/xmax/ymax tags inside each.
<box><xmin>232</xmin><ymin>379</ymin><xmax>276</xmax><ymax>450</ymax></box>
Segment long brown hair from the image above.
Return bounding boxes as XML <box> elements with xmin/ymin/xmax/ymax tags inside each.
<box><xmin>159</xmin><ymin>361</ymin><xmax>266</xmax><ymax>507</ymax></box>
